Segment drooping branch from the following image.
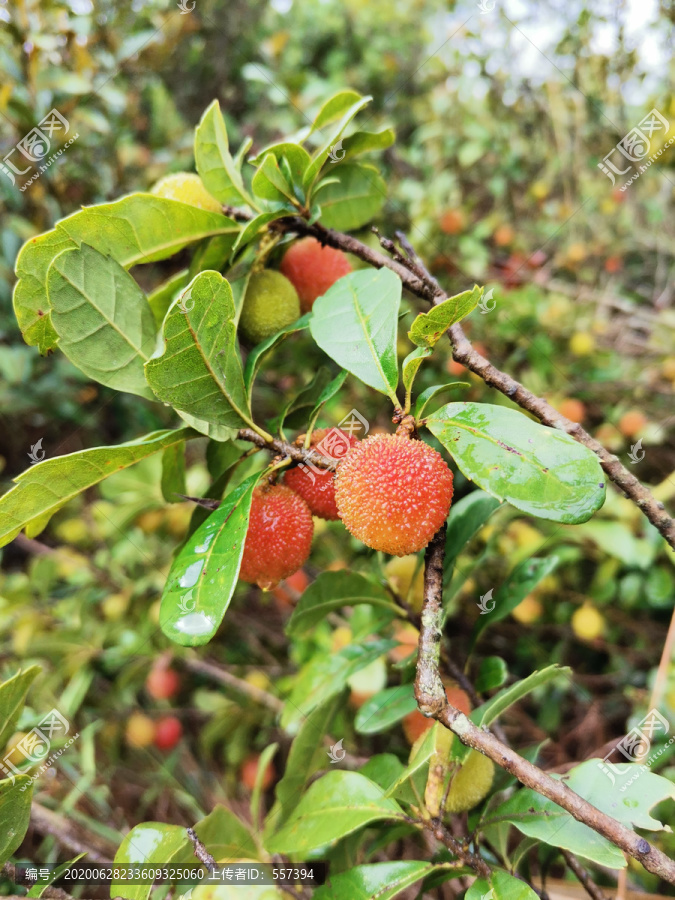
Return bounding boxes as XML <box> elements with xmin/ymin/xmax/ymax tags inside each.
<box><xmin>254</xmin><ymin>215</ymin><xmax>674</xmax><ymax>551</ymax></box>
<box><xmin>415</xmin><ymin>524</ymin><xmax>675</xmax><ymax>886</ymax></box>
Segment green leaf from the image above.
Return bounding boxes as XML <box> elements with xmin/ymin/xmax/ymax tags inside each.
<box><xmin>471</xmin><ymin>556</ymin><xmax>559</xmax><ymax>647</ymax></box>
<box><xmin>243</xmin><ymin>313</ymin><xmax>312</xmax><ymax>401</ymax></box>
<box><xmin>426</xmin><ymin>403</ymin><xmax>607</xmax><ymax>524</ymax></box>
<box><xmin>467</xmin><ymin>871</ymin><xmax>539</xmax><ymax>900</ymax></box>
<box><xmin>414</xmin><ymin>382</ymin><xmax>470</xmax><ymax>420</ymax></box>
<box><xmin>334</xmin><ymin>128</ymin><xmax>396</xmax><ymax>163</ymax></box>
<box><xmin>354</xmin><ymin>684</ymin><xmax>417</xmax><ymax>735</ymax></box>
<box><xmin>408</xmin><ymin>287</ymin><xmax>482</xmax><ymax>349</ymax></box>
<box><xmin>383</xmin><ymin>722</ymin><xmax>439</xmax><ymax>799</ymax></box>
<box><xmin>475</xmin><ymin>657</ymin><xmax>508</xmax><ymax>693</ymax></box>
<box><xmin>305</xmin><ymin>370</ymin><xmax>349</xmax><ymax>434</ymax></box>
<box><xmin>250</xmin><ymin>142</ymin><xmax>311</xmax><ymax>184</ymax></box>
<box><xmin>251</xmin><ymin>743</ymin><xmax>278</xmax><ymax>829</ymax></box>
<box><xmin>287</xmin><ymin>572</ymin><xmax>397</xmax><ymax>636</ymax></box>
<box><xmin>47</xmin><ymin>244</ymin><xmax>157</xmax><ymax>398</ymax></box>
<box><xmin>232</xmin><ymin>210</ymin><xmax>293</xmax><ymax>255</ymax></box>
<box><xmin>309</xmin><ymin>90</ymin><xmax>366</xmax><ymax>134</ymax></box>
<box><xmin>112</xmin><ymin>823</ymin><xmax>189</xmax><ymax>900</ymax></box>
<box><xmin>194</xmin><ymin>100</ymin><xmax>255</xmax><ymax>207</ymax></box>
<box><xmin>444</xmin><ymin>489</ymin><xmax>501</xmax><ymax>576</ymax></box>
<box><xmin>272</xmin><ymin>367</ymin><xmax>334</xmax><ymax>435</ymax></box>
<box><xmin>145</xmin><ymin>271</ymin><xmax>253</xmax><ymax>432</ymax></box>
<box><xmin>252</xmin><ymin>153</ymin><xmax>296</xmax><ymax>203</ymax></box>
<box><xmin>313</xmin><ymin>861</ymin><xmax>438</xmax><ymax>900</ymax></box>
<box><xmin>27</xmin><ymin>855</ymin><xmax>86</xmax><ymax>898</ymax></box>
<box><xmin>159</xmin><ymin>473</ymin><xmax>259</xmax><ymax>647</ymax></box>
<box><xmin>265</xmin><ymin>695</ymin><xmax>343</xmax><ymax>839</ymax></box>
<box><xmin>161</xmin><ymin>443</ymin><xmax>186</xmax><ymax>503</ymax></box>
<box><xmin>281</xmin><ymin>640</ymin><xmax>395</xmax><ymax>732</ymax></box>
<box><xmin>266</xmin><ymin>771</ymin><xmax>404</xmax><ymax>855</ymax></box>
<box><xmin>194</xmin><ymin>804</ymin><xmax>259</xmax><ymax>861</ymax></box>
<box><xmin>148</xmin><ymin>269</ymin><xmax>190</xmax><ymax>327</ymax></box>
<box><xmin>13</xmin><ymin>193</ymin><xmax>238</xmax><ymax>354</ymax></box>
<box><xmin>310</xmin><ymin>268</ymin><xmax>401</xmax><ymax>403</ymax></box>
<box><xmin>574</xmin><ymin>758</ymin><xmax>675</xmax><ymax>831</ymax></box>
<box><xmin>0</xmin><ymin>777</ymin><xmax>33</xmax><ymax>866</ymax></box>
<box><xmin>472</xmin><ymin>664</ymin><xmax>571</xmax><ymax>729</ymax></box>
<box><xmin>0</xmin><ymin>666</ymin><xmax>40</xmax><ymax>748</ymax></box>
<box><xmin>402</xmin><ymin>346</ymin><xmax>432</xmax><ymax>403</ymax></box>
<box><xmin>0</xmin><ymin>429</ymin><xmax>193</xmax><ymax>548</ymax></box>
<box><xmin>304</xmin><ymin>96</ymin><xmax>372</xmax><ymax>192</ymax></box>
<box><xmin>315</xmin><ymin>162</ymin><xmax>386</xmax><ymax>231</ymax></box>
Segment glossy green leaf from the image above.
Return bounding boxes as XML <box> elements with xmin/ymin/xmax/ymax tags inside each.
<box><xmin>281</xmin><ymin>640</ymin><xmax>395</xmax><ymax>732</ymax></box>
<box><xmin>574</xmin><ymin>758</ymin><xmax>675</xmax><ymax>831</ymax></box>
<box><xmin>159</xmin><ymin>473</ymin><xmax>259</xmax><ymax>646</ymax></box>
<box><xmin>444</xmin><ymin>489</ymin><xmax>501</xmax><ymax>576</ymax></box>
<box><xmin>310</xmin><ymin>268</ymin><xmax>401</xmax><ymax>403</ymax></box>
<box><xmin>112</xmin><ymin>822</ymin><xmax>189</xmax><ymax>900</ymax></box>
<box><xmin>408</xmin><ymin>286</ymin><xmax>482</xmax><ymax>349</ymax></box>
<box><xmin>383</xmin><ymin>722</ymin><xmax>439</xmax><ymax>799</ymax></box>
<box><xmin>0</xmin><ymin>667</ymin><xmax>40</xmax><ymax>750</ymax></box>
<box><xmin>27</xmin><ymin>855</ymin><xmax>86</xmax><ymax>898</ymax></box>
<box><xmin>252</xmin><ymin>153</ymin><xmax>296</xmax><ymax>203</ymax></box>
<box><xmin>304</xmin><ymin>96</ymin><xmax>372</xmax><ymax>192</ymax></box>
<box><xmin>354</xmin><ymin>684</ymin><xmax>417</xmax><ymax>734</ymax></box>
<box><xmin>468</xmin><ymin>871</ymin><xmax>539</xmax><ymax>900</ymax></box>
<box><xmin>313</xmin><ymin>861</ymin><xmax>438</xmax><ymax>900</ymax></box>
<box><xmin>148</xmin><ymin>269</ymin><xmax>190</xmax><ymax>327</ymax></box>
<box><xmin>471</xmin><ymin>556</ymin><xmax>559</xmax><ymax>647</ymax></box>
<box><xmin>251</xmin><ymin>743</ymin><xmax>278</xmax><ymax>830</ymax></box>
<box><xmin>266</xmin><ymin>771</ymin><xmax>404</xmax><ymax>855</ymax></box>
<box><xmin>402</xmin><ymin>346</ymin><xmax>431</xmax><ymax>401</ymax></box>
<box><xmin>232</xmin><ymin>210</ymin><xmax>293</xmax><ymax>255</ymax></box>
<box><xmin>265</xmin><ymin>695</ymin><xmax>343</xmax><ymax>839</ymax></box>
<box><xmin>426</xmin><ymin>402</ymin><xmax>606</xmax><ymax>523</ymax></box>
<box><xmin>309</xmin><ymin>90</ymin><xmax>365</xmax><ymax>134</ymax></box>
<box><xmin>334</xmin><ymin>128</ymin><xmax>396</xmax><ymax>163</ymax></box>
<box><xmin>414</xmin><ymin>382</ymin><xmax>470</xmax><ymax>420</ymax></box>
<box><xmin>305</xmin><ymin>370</ymin><xmax>349</xmax><ymax>434</ymax></box>
<box><xmin>243</xmin><ymin>313</ymin><xmax>312</xmax><ymax>400</ymax></box>
<box><xmin>13</xmin><ymin>193</ymin><xmax>238</xmax><ymax>354</ymax></box>
<box><xmin>195</xmin><ymin>100</ymin><xmax>255</xmax><ymax>207</ymax></box>
<box><xmin>194</xmin><ymin>804</ymin><xmax>260</xmax><ymax>861</ymax></box>
<box><xmin>47</xmin><ymin>244</ymin><xmax>157</xmax><ymax>398</ymax></box>
<box><xmin>315</xmin><ymin>162</ymin><xmax>386</xmax><ymax>231</ymax></box>
<box><xmin>0</xmin><ymin>429</ymin><xmax>193</xmax><ymax>548</ymax></box>
<box><xmin>250</xmin><ymin>142</ymin><xmax>311</xmax><ymax>183</ymax></box>
<box><xmin>472</xmin><ymin>664</ymin><xmax>571</xmax><ymax>729</ymax></box>
<box><xmin>475</xmin><ymin>657</ymin><xmax>508</xmax><ymax>693</ymax></box>
<box><xmin>145</xmin><ymin>271</ymin><xmax>253</xmax><ymax>432</ymax></box>
<box><xmin>161</xmin><ymin>443</ymin><xmax>186</xmax><ymax>503</ymax></box>
<box><xmin>0</xmin><ymin>777</ymin><xmax>33</xmax><ymax>867</ymax></box>
<box><xmin>287</xmin><ymin>572</ymin><xmax>397</xmax><ymax>636</ymax></box>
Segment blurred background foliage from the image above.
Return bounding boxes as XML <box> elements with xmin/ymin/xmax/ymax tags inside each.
<box><xmin>1</xmin><ymin>0</ymin><xmax>674</xmax><ymax>892</ymax></box>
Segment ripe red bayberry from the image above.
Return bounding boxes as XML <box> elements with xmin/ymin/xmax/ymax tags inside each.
<box><xmin>280</xmin><ymin>237</ymin><xmax>352</xmax><ymax>313</ymax></box>
<box><xmin>335</xmin><ymin>435</ymin><xmax>454</xmax><ymax>556</ymax></box>
<box><xmin>239</xmin><ymin>484</ymin><xmax>314</xmax><ymax>589</ymax></box>
<box><xmin>284</xmin><ymin>428</ymin><xmax>358</xmax><ymax>519</ymax></box>
<box><xmin>154</xmin><ymin>715</ymin><xmax>183</xmax><ymax>751</ymax></box>
<box><xmin>146</xmin><ymin>663</ymin><xmax>180</xmax><ymax>700</ymax></box>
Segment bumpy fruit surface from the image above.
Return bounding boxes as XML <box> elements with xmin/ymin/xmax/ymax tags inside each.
<box><xmin>335</xmin><ymin>435</ymin><xmax>454</xmax><ymax>556</ymax></box>
<box><xmin>154</xmin><ymin>715</ymin><xmax>183</xmax><ymax>751</ymax></box>
<box><xmin>125</xmin><ymin>713</ymin><xmax>156</xmax><ymax>749</ymax></box>
<box><xmin>403</xmin><ymin>686</ymin><xmax>471</xmax><ymax>745</ymax></box>
<box><xmin>150</xmin><ymin>172</ymin><xmax>222</xmax><ymax>213</ymax></box>
<box><xmin>239</xmin><ymin>484</ymin><xmax>313</xmax><ymax>590</ymax></box>
<box><xmin>280</xmin><ymin>237</ymin><xmax>352</xmax><ymax>313</ymax></box>
<box><xmin>239</xmin><ymin>271</ymin><xmax>300</xmax><ymax>345</ymax></box>
<box><xmin>284</xmin><ymin>429</ymin><xmax>358</xmax><ymax>519</ymax></box>
<box><xmin>445</xmin><ymin>750</ymin><xmax>495</xmax><ymax>813</ymax></box>
<box><xmin>146</xmin><ymin>664</ymin><xmax>180</xmax><ymax>700</ymax></box>
<box><xmin>240</xmin><ymin>754</ymin><xmax>275</xmax><ymax>791</ymax></box>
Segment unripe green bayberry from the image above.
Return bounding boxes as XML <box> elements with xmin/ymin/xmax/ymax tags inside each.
<box><xmin>239</xmin><ymin>271</ymin><xmax>301</xmax><ymax>345</ymax></box>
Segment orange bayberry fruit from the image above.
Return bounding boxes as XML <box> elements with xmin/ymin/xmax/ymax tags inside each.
<box><xmin>146</xmin><ymin>664</ymin><xmax>180</xmax><ymax>700</ymax></box>
<box><xmin>284</xmin><ymin>428</ymin><xmax>358</xmax><ymax>519</ymax></box>
<box><xmin>240</xmin><ymin>753</ymin><xmax>275</xmax><ymax>791</ymax></box>
<box><xmin>335</xmin><ymin>435</ymin><xmax>454</xmax><ymax>556</ymax></box>
<box><xmin>618</xmin><ymin>409</ymin><xmax>647</xmax><ymax>438</ymax></box>
<box><xmin>403</xmin><ymin>686</ymin><xmax>471</xmax><ymax>745</ymax></box>
<box><xmin>239</xmin><ymin>484</ymin><xmax>314</xmax><ymax>590</ymax></box>
<box><xmin>280</xmin><ymin>237</ymin><xmax>352</xmax><ymax>313</ymax></box>
<box><xmin>557</xmin><ymin>398</ymin><xmax>586</xmax><ymax>424</ymax></box>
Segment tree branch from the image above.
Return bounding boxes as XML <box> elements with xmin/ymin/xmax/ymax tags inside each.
<box><xmin>561</xmin><ymin>849</ymin><xmax>610</xmax><ymax>900</ymax></box>
<box><xmin>415</xmin><ymin>525</ymin><xmax>675</xmax><ymax>886</ymax></box>
<box><xmin>236</xmin><ymin>428</ymin><xmax>338</xmax><ymax>472</ymax></box>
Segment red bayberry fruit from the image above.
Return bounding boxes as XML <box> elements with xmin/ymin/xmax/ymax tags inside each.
<box><xmin>146</xmin><ymin>664</ymin><xmax>180</xmax><ymax>700</ymax></box>
<box><xmin>239</xmin><ymin>484</ymin><xmax>314</xmax><ymax>589</ymax></box>
<box><xmin>335</xmin><ymin>435</ymin><xmax>454</xmax><ymax>556</ymax></box>
<box><xmin>284</xmin><ymin>428</ymin><xmax>358</xmax><ymax>520</ymax></box>
<box><xmin>280</xmin><ymin>237</ymin><xmax>352</xmax><ymax>313</ymax></box>
<box><xmin>240</xmin><ymin>753</ymin><xmax>275</xmax><ymax>791</ymax></box>
<box><xmin>153</xmin><ymin>715</ymin><xmax>182</xmax><ymax>751</ymax></box>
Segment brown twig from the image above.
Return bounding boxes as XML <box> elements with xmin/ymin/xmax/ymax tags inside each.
<box><xmin>236</xmin><ymin>428</ymin><xmax>338</xmax><ymax>472</ymax></box>
<box><xmin>29</xmin><ymin>803</ymin><xmax>115</xmax><ymax>864</ymax></box>
<box><xmin>561</xmin><ymin>849</ymin><xmax>610</xmax><ymax>900</ymax></box>
<box><xmin>415</xmin><ymin>525</ymin><xmax>675</xmax><ymax>885</ymax></box>
<box><xmin>415</xmin><ymin>816</ymin><xmax>491</xmax><ymax>878</ymax></box>
<box><xmin>182</xmin><ymin>657</ymin><xmax>284</xmax><ymax>713</ymax></box>
<box><xmin>186</xmin><ymin>827</ymin><xmax>217</xmax><ymax>872</ymax></box>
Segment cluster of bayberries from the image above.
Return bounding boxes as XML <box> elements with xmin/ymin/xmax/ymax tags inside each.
<box><xmin>234</xmin><ymin>237</ymin><xmax>455</xmax><ymax>590</ymax></box>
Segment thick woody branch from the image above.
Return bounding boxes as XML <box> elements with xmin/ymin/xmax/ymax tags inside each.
<box><xmin>561</xmin><ymin>849</ymin><xmax>609</xmax><ymax>900</ymax></box>
<box><xmin>416</xmin><ymin>525</ymin><xmax>675</xmax><ymax>886</ymax></box>
<box><xmin>253</xmin><ymin>215</ymin><xmax>674</xmax><ymax>550</ymax></box>
<box><xmin>236</xmin><ymin>428</ymin><xmax>337</xmax><ymax>471</ymax></box>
